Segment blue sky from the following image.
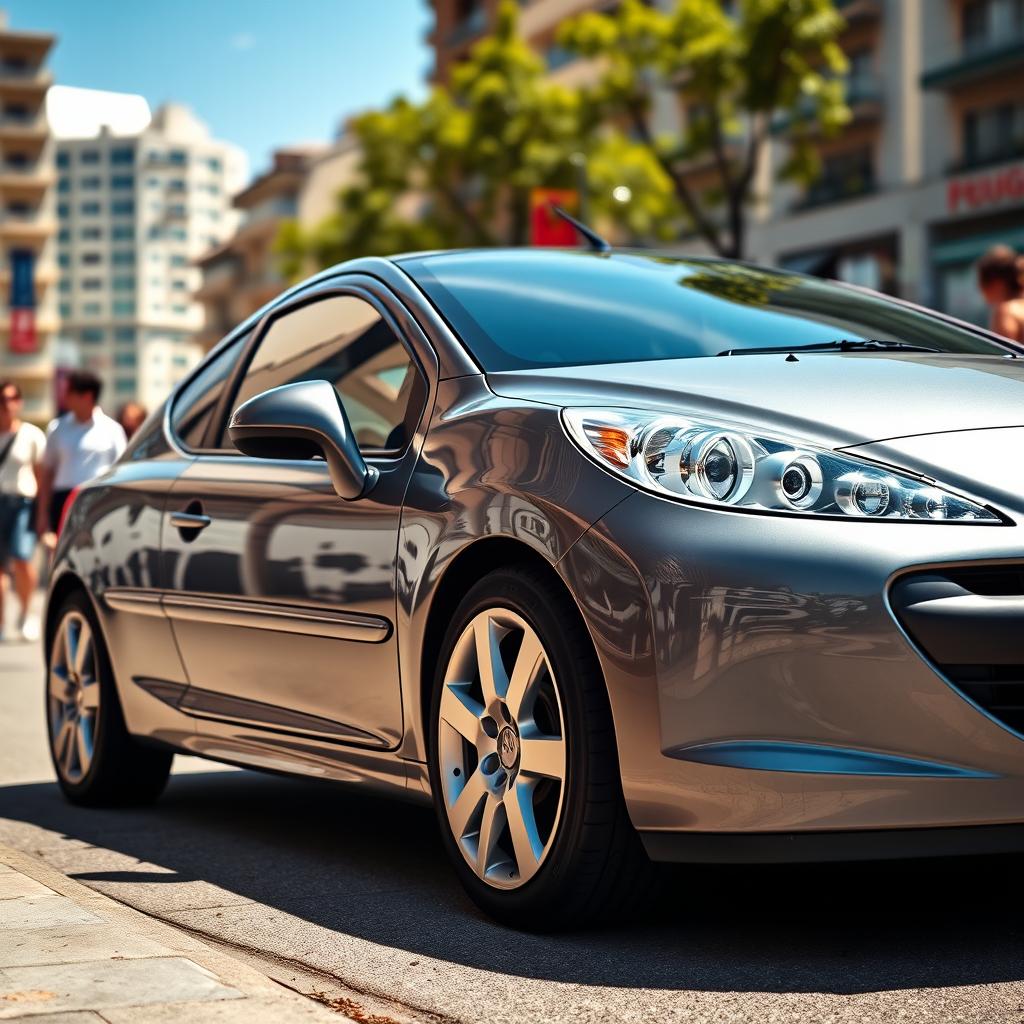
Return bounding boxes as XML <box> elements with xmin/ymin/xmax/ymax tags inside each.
<box><xmin>10</xmin><ymin>0</ymin><xmax>432</xmax><ymax>180</ymax></box>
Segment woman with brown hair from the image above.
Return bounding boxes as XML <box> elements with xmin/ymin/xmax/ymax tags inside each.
<box><xmin>977</xmin><ymin>245</ymin><xmax>1024</xmax><ymax>344</ymax></box>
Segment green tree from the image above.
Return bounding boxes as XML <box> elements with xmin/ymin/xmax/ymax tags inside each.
<box><xmin>277</xmin><ymin>1</ymin><xmax>673</xmax><ymax>274</ymax></box>
<box><xmin>558</xmin><ymin>0</ymin><xmax>851</xmax><ymax>258</ymax></box>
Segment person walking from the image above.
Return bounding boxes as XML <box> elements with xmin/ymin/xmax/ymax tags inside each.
<box><xmin>116</xmin><ymin>400</ymin><xmax>147</xmax><ymax>441</ymax></box>
<box><xmin>36</xmin><ymin>371</ymin><xmax>126</xmax><ymax>547</ymax></box>
<box><xmin>977</xmin><ymin>245</ymin><xmax>1024</xmax><ymax>344</ymax></box>
<box><xmin>0</xmin><ymin>381</ymin><xmax>46</xmax><ymax>642</ymax></box>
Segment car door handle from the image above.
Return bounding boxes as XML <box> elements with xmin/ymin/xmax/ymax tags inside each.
<box><xmin>169</xmin><ymin>510</ymin><xmax>212</xmax><ymax>531</ymax></box>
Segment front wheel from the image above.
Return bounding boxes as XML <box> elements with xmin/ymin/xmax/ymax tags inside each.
<box><xmin>46</xmin><ymin>591</ymin><xmax>172</xmax><ymax>806</ymax></box>
<box><xmin>428</xmin><ymin>566</ymin><xmax>651</xmax><ymax>929</ymax></box>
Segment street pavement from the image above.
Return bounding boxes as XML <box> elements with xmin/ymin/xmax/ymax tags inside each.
<box><xmin>2</xmin><ymin>631</ymin><xmax>1024</xmax><ymax>1023</ymax></box>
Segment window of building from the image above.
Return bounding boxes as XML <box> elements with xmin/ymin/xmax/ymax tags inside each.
<box><xmin>57</xmin><ymin>227</ymin><xmax>70</xmax><ymax>243</ymax></box>
<box><xmin>57</xmin><ymin>203</ymin><xmax>70</xmax><ymax>218</ymax></box>
<box><xmin>169</xmin><ymin>254</ymin><xmax>187</xmax><ymax>267</ymax></box>
<box><xmin>59</xmin><ymin>302</ymin><xmax>72</xmax><ymax>319</ymax></box>
<box><xmin>225</xmin><ymin>295</ymin><xmax>425</xmax><ymax>453</ymax></box>
<box><xmin>110</xmin><ymin>175</ymin><xmax>134</xmax><ymax>190</ymax></box>
<box><xmin>114</xmin><ymin>352</ymin><xmax>137</xmax><ymax>367</ymax></box>
<box><xmin>56</xmin><ymin>152</ymin><xmax>70</xmax><ymax>169</ymax></box>
<box><xmin>80</xmin><ymin>252</ymin><xmax>102</xmax><ymax>265</ymax></box>
<box><xmin>171</xmin><ymin>304</ymin><xmax>189</xmax><ymax>314</ymax></box>
<box><xmin>111</xmin><ymin>250</ymin><xmax>135</xmax><ymax>265</ymax></box>
<box><xmin>115</xmin><ymin>328</ymin><xmax>135</xmax><ymax>344</ymax></box>
<box><xmin>80</xmin><ymin>176</ymin><xmax>101</xmax><ymax>190</ymax></box>
<box><xmin>111</xmin><ymin>199</ymin><xmax>135</xmax><ymax>216</ymax></box>
<box><xmin>57</xmin><ymin>176</ymin><xmax>70</xmax><ymax>193</ymax></box>
<box><xmin>171</xmin><ymin>279</ymin><xmax>188</xmax><ymax>290</ymax></box>
<box><xmin>58</xmin><ymin>253</ymin><xmax>70</xmax><ymax>268</ymax></box>
<box><xmin>80</xmin><ymin>201</ymin><xmax>101</xmax><ymax>216</ymax></box>
<box><xmin>168</xmin><ymin>150</ymin><xmax>187</xmax><ymax>167</ymax></box>
<box><xmin>962</xmin><ymin>102</ymin><xmax>1024</xmax><ymax>168</ymax></box>
<box><xmin>81</xmin><ymin>278</ymin><xmax>102</xmax><ymax>291</ymax></box>
<box><xmin>80</xmin><ymin>150</ymin><xmax>100</xmax><ymax>165</ymax></box>
<box><xmin>147</xmin><ymin>176</ymin><xmax>161</xmax><ymax>188</ymax></box>
<box><xmin>82</xmin><ymin>302</ymin><xmax>103</xmax><ymax>316</ymax></box>
<box><xmin>167</xmin><ymin>178</ymin><xmax>186</xmax><ymax>193</ymax></box>
<box><xmin>112</xmin><ymin>276</ymin><xmax>135</xmax><ymax>292</ymax></box>
<box><xmin>113</xmin><ymin>300</ymin><xmax>135</xmax><ymax>316</ymax></box>
<box><xmin>115</xmin><ymin>378</ymin><xmax>136</xmax><ymax>394</ymax></box>
<box><xmin>81</xmin><ymin>226</ymin><xmax>102</xmax><ymax>240</ymax></box>
<box><xmin>207</xmin><ymin>156</ymin><xmax>222</xmax><ymax>173</ymax></box>
<box><xmin>111</xmin><ymin>224</ymin><xmax>134</xmax><ymax>240</ymax></box>
<box><xmin>802</xmin><ymin>147</ymin><xmax>875</xmax><ymax>208</ymax></box>
<box><xmin>81</xmin><ymin>328</ymin><xmax>104</xmax><ymax>344</ymax></box>
<box><xmin>58</xmin><ymin>278</ymin><xmax>71</xmax><ymax>293</ymax></box>
<box><xmin>962</xmin><ymin>0</ymin><xmax>1024</xmax><ymax>53</ymax></box>
<box><xmin>110</xmin><ymin>146</ymin><xmax>134</xmax><ymax>165</ymax></box>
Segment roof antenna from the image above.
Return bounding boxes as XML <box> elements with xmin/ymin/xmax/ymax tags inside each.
<box><xmin>550</xmin><ymin>204</ymin><xmax>611</xmax><ymax>253</ymax></box>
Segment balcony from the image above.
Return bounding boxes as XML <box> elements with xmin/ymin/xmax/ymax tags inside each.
<box><xmin>948</xmin><ymin>141</ymin><xmax>1024</xmax><ymax>175</ymax></box>
<box><xmin>0</xmin><ymin>209</ymin><xmax>56</xmax><ymax>242</ymax></box>
<box><xmin>0</xmin><ymin>65</ymin><xmax>53</xmax><ymax>94</ymax></box>
<box><xmin>0</xmin><ymin>109</ymin><xmax>47</xmax><ymax>141</ymax></box>
<box><xmin>921</xmin><ymin>33</ymin><xmax>1024</xmax><ymax>90</ymax></box>
<box><xmin>0</xmin><ymin>163</ymin><xmax>55</xmax><ymax>197</ymax></box>
<box><xmin>793</xmin><ymin>174</ymin><xmax>877</xmax><ymax>213</ymax></box>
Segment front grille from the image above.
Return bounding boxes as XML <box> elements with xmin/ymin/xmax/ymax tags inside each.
<box><xmin>891</xmin><ymin>564</ymin><xmax>1024</xmax><ymax>738</ymax></box>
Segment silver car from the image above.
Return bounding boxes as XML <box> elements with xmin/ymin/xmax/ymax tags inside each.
<box><xmin>44</xmin><ymin>249</ymin><xmax>1024</xmax><ymax>928</ymax></box>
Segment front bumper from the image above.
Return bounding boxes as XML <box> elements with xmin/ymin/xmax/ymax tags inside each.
<box><xmin>560</xmin><ymin>490</ymin><xmax>1024</xmax><ymax>844</ymax></box>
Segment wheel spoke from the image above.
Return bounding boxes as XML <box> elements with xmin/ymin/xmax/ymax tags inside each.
<box><xmin>504</xmin><ymin>780</ymin><xmax>542</xmax><ymax>883</ymax></box>
<box><xmin>75</xmin><ymin>723</ymin><xmax>91</xmax><ymax>775</ymax></box>
<box><xmin>505</xmin><ymin>629</ymin><xmax>545</xmax><ymax>722</ymax></box>
<box><xmin>474</xmin><ymin>615</ymin><xmax>508</xmax><ymax>706</ymax></box>
<box><xmin>440</xmin><ymin>683</ymin><xmax>483</xmax><ymax>743</ymax></box>
<box><xmin>447</xmin><ymin>767</ymin><xmax>487</xmax><ymax>840</ymax></box>
<box><xmin>519</xmin><ymin>735</ymin><xmax>565</xmax><ymax>781</ymax></box>
<box><xmin>79</xmin><ymin>680</ymin><xmax>101</xmax><ymax>711</ymax></box>
<box><xmin>475</xmin><ymin>794</ymin><xmax>506</xmax><ymax>876</ymax></box>
<box><xmin>54</xmin><ymin>718</ymin><xmax>73</xmax><ymax>763</ymax></box>
<box><xmin>61</xmin><ymin>721</ymin><xmax>76</xmax><ymax>775</ymax></box>
<box><xmin>61</xmin><ymin>620</ymin><xmax>76</xmax><ymax>675</ymax></box>
<box><xmin>48</xmin><ymin>667</ymin><xmax>67</xmax><ymax>702</ymax></box>
<box><xmin>73</xmin><ymin>624</ymin><xmax>93</xmax><ymax>678</ymax></box>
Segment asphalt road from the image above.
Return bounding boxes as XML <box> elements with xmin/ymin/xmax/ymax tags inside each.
<box><xmin>2</xmin><ymin>629</ymin><xmax>1024</xmax><ymax>1023</ymax></box>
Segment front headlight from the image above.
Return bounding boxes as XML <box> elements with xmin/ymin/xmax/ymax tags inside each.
<box><xmin>563</xmin><ymin>408</ymin><xmax>1000</xmax><ymax>522</ymax></box>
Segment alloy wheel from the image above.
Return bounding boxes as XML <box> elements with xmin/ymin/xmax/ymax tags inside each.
<box><xmin>48</xmin><ymin>611</ymin><xmax>101</xmax><ymax>784</ymax></box>
<box><xmin>438</xmin><ymin>608</ymin><xmax>566</xmax><ymax>890</ymax></box>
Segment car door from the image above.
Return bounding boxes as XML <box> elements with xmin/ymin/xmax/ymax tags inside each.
<box><xmin>161</xmin><ymin>281</ymin><xmax>433</xmax><ymax>751</ymax></box>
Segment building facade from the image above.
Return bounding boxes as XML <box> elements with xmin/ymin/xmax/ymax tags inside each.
<box><xmin>53</xmin><ymin>95</ymin><xmax>246</xmax><ymax>413</ymax></box>
<box><xmin>428</xmin><ymin>0</ymin><xmax>1024</xmax><ymax>325</ymax></box>
<box><xmin>0</xmin><ymin>13</ymin><xmax>57</xmax><ymax>425</ymax></box>
<box><xmin>194</xmin><ymin>145</ymin><xmax>322</xmax><ymax>351</ymax></box>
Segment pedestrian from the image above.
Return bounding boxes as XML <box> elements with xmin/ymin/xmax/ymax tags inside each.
<box><xmin>0</xmin><ymin>381</ymin><xmax>45</xmax><ymax>641</ymax></box>
<box><xmin>977</xmin><ymin>244</ymin><xmax>1024</xmax><ymax>344</ymax></box>
<box><xmin>36</xmin><ymin>371</ymin><xmax>126</xmax><ymax>547</ymax></box>
<box><xmin>116</xmin><ymin>400</ymin><xmax>148</xmax><ymax>441</ymax></box>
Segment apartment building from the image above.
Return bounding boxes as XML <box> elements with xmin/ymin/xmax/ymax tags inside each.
<box><xmin>0</xmin><ymin>13</ymin><xmax>57</xmax><ymax>425</ymax></box>
<box><xmin>428</xmin><ymin>0</ymin><xmax>1024</xmax><ymax>324</ymax></box>
<box><xmin>194</xmin><ymin>145</ymin><xmax>322</xmax><ymax>350</ymax></box>
<box><xmin>53</xmin><ymin>92</ymin><xmax>246</xmax><ymax>412</ymax></box>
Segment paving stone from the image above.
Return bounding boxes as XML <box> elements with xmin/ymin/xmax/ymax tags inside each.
<box><xmin>0</xmin><ymin>896</ymin><xmax>102</xmax><ymax>932</ymax></box>
<box><xmin>1</xmin><ymin>923</ymin><xmax>174</xmax><ymax>968</ymax></box>
<box><xmin>0</xmin><ymin>875</ymin><xmax>53</xmax><ymax>900</ymax></box>
<box><xmin>0</xmin><ymin>957</ymin><xmax>242</xmax><ymax>1018</ymax></box>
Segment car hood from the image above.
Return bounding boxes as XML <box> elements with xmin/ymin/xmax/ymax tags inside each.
<box><xmin>486</xmin><ymin>351</ymin><xmax>1024</xmax><ymax>449</ymax></box>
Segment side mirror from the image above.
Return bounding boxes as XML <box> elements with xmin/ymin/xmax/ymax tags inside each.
<box><xmin>228</xmin><ymin>380</ymin><xmax>378</xmax><ymax>500</ymax></box>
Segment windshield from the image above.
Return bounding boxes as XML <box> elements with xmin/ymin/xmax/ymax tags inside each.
<box><xmin>402</xmin><ymin>250</ymin><xmax>1011</xmax><ymax>371</ymax></box>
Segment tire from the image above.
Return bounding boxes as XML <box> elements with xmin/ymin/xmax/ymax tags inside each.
<box><xmin>46</xmin><ymin>590</ymin><xmax>172</xmax><ymax>806</ymax></box>
<box><xmin>428</xmin><ymin>565</ymin><xmax>651</xmax><ymax>929</ymax></box>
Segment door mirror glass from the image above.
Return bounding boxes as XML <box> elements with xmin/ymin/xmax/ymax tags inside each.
<box><xmin>228</xmin><ymin>379</ymin><xmax>378</xmax><ymax>500</ymax></box>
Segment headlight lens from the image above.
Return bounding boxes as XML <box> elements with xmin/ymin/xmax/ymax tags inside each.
<box><xmin>562</xmin><ymin>408</ymin><xmax>999</xmax><ymax>522</ymax></box>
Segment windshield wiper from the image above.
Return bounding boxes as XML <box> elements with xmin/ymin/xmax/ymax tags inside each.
<box><xmin>717</xmin><ymin>339</ymin><xmax>943</xmax><ymax>357</ymax></box>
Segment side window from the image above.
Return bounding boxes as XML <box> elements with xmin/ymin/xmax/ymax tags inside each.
<box><xmin>170</xmin><ymin>334</ymin><xmax>246</xmax><ymax>450</ymax></box>
<box><xmin>223</xmin><ymin>295</ymin><xmax>426</xmax><ymax>454</ymax></box>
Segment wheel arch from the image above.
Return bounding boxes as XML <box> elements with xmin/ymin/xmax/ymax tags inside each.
<box><xmin>45</xmin><ymin>570</ymin><xmax>98</xmax><ymax>658</ymax></box>
<box><xmin>416</xmin><ymin>536</ymin><xmax>598</xmax><ymax>750</ymax></box>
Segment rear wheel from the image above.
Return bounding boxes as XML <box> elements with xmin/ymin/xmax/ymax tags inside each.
<box><xmin>47</xmin><ymin>591</ymin><xmax>172</xmax><ymax>806</ymax></box>
<box><xmin>428</xmin><ymin>565</ymin><xmax>651</xmax><ymax>929</ymax></box>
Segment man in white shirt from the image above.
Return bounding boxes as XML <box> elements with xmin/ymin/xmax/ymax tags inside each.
<box><xmin>36</xmin><ymin>370</ymin><xmax>126</xmax><ymax>543</ymax></box>
<box><xmin>0</xmin><ymin>380</ymin><xmax>46</xmax><ymax>641</ymax></box>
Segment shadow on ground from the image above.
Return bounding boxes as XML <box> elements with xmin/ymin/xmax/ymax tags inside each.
<box><xmin>1</xmin><ymin>768</ymin><xmax>1022</xmax><ymax>994</ymax></box>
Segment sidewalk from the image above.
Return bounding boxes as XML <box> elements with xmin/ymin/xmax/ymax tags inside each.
<box><xmin>0</xmin><ymin>843</ymin><xmax>336</xmax><ymax>1022</ymax></box>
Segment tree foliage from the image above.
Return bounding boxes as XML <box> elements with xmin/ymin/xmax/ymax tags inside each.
<box><xmin>278</xmin><ymin>0</ymin><xmax>850</xmax><ymax>274</ymax></box>
<box><xmin>558</xmin><ymin>0</ymin><xmax>851</xmax><ymax>257</ymax></box>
